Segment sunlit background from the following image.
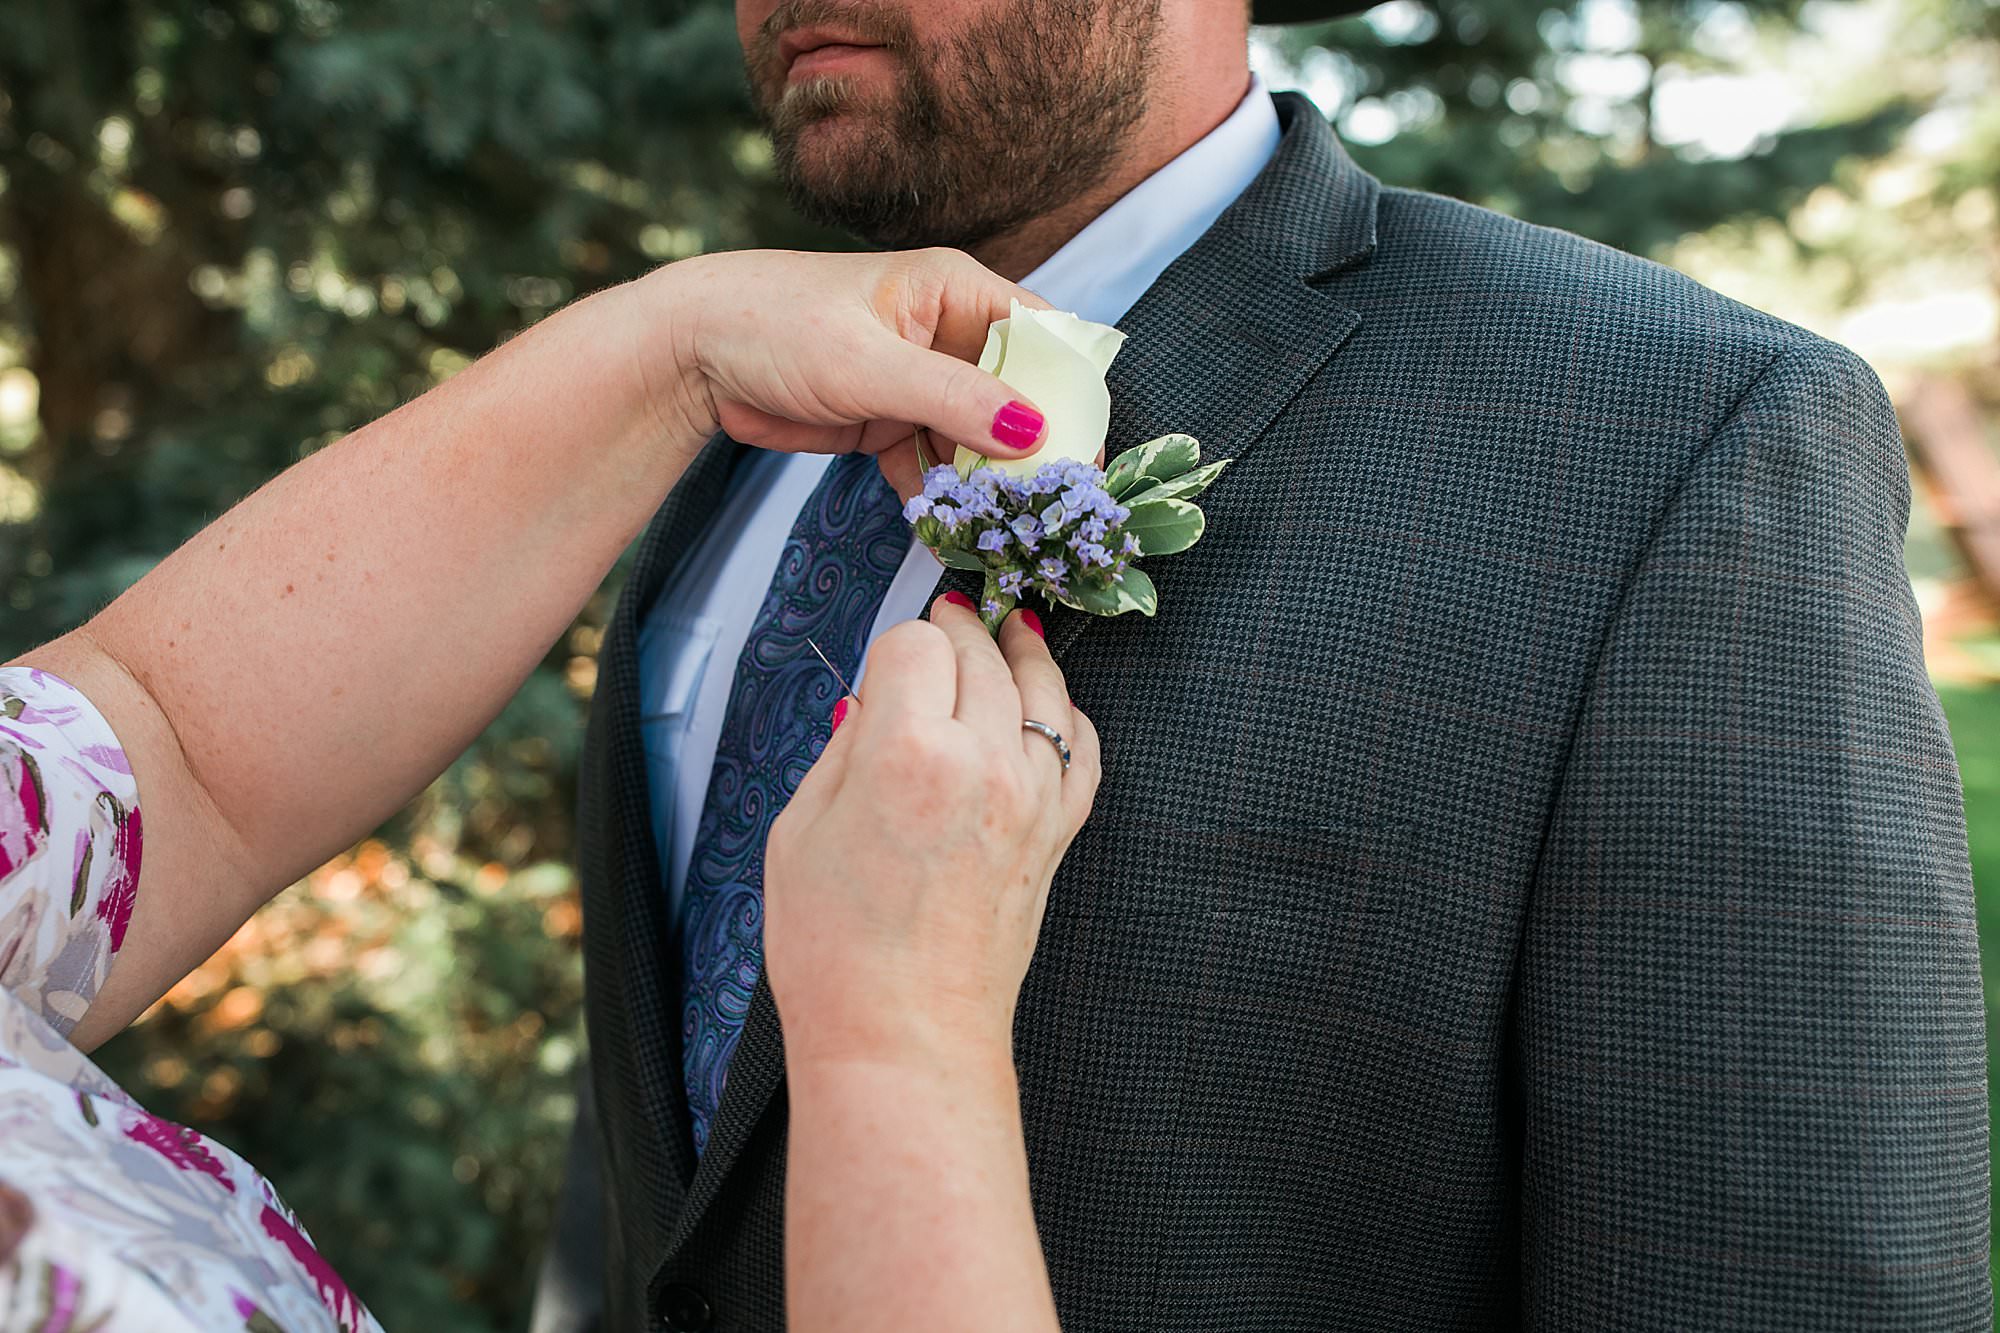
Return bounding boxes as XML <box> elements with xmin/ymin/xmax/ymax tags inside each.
<box><xmin>0</xmin><ymin>0</ymin><xmax>1994</xmax><ymax>1327</ymax></box>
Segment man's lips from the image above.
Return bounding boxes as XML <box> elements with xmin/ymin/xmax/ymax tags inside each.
<box><xmin>789</xmin><ymin>43</ymin><xmax>887</xmax><ymax>79</ymax></box>
<box><xmin>778</xmin><ymin>29</ymin><xmax>889</xmax><ymax>81</ymax></box>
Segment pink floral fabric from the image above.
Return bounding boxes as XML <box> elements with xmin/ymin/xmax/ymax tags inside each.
<box><xmin>0</xmin><ymin>668</ymin><xmax>382</xmax><ymax>1333</ymax></box>
<box><xmin>0</xmin><ymin>670</ymin><xmax>141</xmax><ymax>1033</ymax></box>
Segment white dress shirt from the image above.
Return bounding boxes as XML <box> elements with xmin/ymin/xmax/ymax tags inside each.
<box><xmin>638</xmin><ymin>75</ymin><xmax>1281</xmax><ymax>913</ymax></box>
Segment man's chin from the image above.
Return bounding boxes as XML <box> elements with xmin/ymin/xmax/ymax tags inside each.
<box><xmin>789</xmin><ymin>111</ymin><xmax>872</xmax><ymax>145</ymax></box>
<box><xmin>782</xmin><ymin>119</ymin><xmax>909</xmax><ymax>194</ymax></box>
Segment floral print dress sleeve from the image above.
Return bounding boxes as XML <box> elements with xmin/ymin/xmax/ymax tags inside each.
<box><xmin>0</xmin><ymin>667</ymin><xmax>380</xmax><ymax>1333</ymax></box>
<box><xmin>0</xmin><ymin>667</ymin><xmax>142</xmax><ymax>1034</ymax></box>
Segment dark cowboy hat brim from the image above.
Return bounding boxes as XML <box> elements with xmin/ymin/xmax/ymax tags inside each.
<box><xmin>1253</xmin><ymin>0</ymin><xmax>1376</xmax><ymax>20</ymax></box>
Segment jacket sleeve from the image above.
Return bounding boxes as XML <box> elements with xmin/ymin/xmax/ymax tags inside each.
<box><xmin>1516</xmin><ymin>338</ymin><xmax>1992</xmax><ymax>1329</ymax></box>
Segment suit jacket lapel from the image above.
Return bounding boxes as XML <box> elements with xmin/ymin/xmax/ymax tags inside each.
<box><xmin>1044</xmin><ymin>268</ymin><xmax>1360</xmax><ymax>659</ymax></box>
<box><xmin>590</xmin><ymin>433</ymin><xmax>743</xmax><ymax>1226</ymax></box>
<box><xmin>670</xmin><ymin>972</ymin><xmax>783</xmax><ymax>1254</ymax></box>
<box><xmin>945</xmin><ymin>93</ymin><xmax>1377</xmax><ymax>660</ymax></box>
<box><xmin>668</xmin><ymin>90</ymin><xmax>1382</xmax><ymax>1247</ymax></box>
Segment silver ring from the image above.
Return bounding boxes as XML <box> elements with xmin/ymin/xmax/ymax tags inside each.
<box><xmin>1020</xmin><ymin>719</ymin><xmax>1072</xmax><ymax>774</ymax></box>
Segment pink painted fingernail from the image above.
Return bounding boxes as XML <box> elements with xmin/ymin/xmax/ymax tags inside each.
<box><xmin>831</xmin><ymin>697</ymin><xmax>850</xmax><ymax>732</ymax></box>
<box><xmin>1018</xmin><ymin>608</ymin><xmax>1045</xmax><ymax>639</ymax></box>
<box><xmin>943</xmin><ymin>591</ymin><xmax>976</xmax><ymax>612</ymax></box>
<box><xmin>991</xmin><ymin>401</ymin><xmax>1045</xmax><ymax>450</ymax></box>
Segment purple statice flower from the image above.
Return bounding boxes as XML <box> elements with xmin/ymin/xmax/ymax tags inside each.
<box><xmin>946</xmin><ymin>472</ymin><xmax>1002</xmax><ymax>521</ymax></box>
<box><xmin>905</xmin><ymin>452</ymin><xmax>1166</xmax><ymax>628</ymax></box>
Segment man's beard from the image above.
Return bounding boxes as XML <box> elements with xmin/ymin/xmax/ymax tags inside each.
<box><xmin>746</xmin><ymin>0</ymin><xmax>1162</xmax><ymax>251</ymax></box>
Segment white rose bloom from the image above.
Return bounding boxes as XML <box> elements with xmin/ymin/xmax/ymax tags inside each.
<box><xmin>954</xmin><ymin>300</ymin><xmax>1127</xmax><ymax>478</ymax></box>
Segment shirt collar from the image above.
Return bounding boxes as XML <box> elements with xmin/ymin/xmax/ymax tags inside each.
<box><xmin>1020</xmin><ymin>74</ymin><xmax>1280</xmax><ymax>328</ymax></box>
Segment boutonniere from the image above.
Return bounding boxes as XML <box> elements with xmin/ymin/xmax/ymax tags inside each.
<box><xmin>904</xmin><ymin>301</ymin><xmax>1228</xmax><ymax>632</ymax></box>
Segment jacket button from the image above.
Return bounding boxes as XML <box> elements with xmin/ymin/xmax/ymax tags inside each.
<box><xmin>659</xmin><ymin>1283</ymin><xmax>713</xmax><ymax>1332</ymax></box>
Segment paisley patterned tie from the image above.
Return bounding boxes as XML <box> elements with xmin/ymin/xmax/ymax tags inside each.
<box><xmin>678</xmin><ymin>451</ymin><xmax>911</xmax><ymax>1156</ymax></box>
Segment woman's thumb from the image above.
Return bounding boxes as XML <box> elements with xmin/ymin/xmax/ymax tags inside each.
<box><xmin>864</xmin><ymin>340</ymin><xmax>1048</xmax><ymax>465</ymax></box>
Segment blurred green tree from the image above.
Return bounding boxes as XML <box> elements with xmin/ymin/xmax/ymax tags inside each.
<box><xmin>0</xmin><ymin>1</ymin><xmax>1975</xmax><ymax>1329</ymax></box>
<box><xmin>0</xmin><ymin>0</ymin><xmax>833</xmax><ymax>639</ymax></box>
<box><xmin>1266</xmin><ymin>0</ymin><xmax>1917</xmax><ymax>255</ymax></box>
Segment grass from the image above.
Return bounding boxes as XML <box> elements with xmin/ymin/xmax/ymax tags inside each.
<box><xmin>1934</xmin><ymin>683</ymin><xmax>2000</xmax><ymax>1308</ymax></box>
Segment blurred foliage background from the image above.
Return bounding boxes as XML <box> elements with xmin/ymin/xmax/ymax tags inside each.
<box><xmin>0</xmin><ymin>0</ymin><xmax>1994</xmax><ymax>1327</ymax></box>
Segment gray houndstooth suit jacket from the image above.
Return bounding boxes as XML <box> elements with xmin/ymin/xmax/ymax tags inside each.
<box><xmin>567</xmin><ymin>92</ymin><xmax>1991</xmax><ymax>1331</ymax></box>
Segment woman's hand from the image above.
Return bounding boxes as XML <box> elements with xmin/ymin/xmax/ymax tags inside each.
<box><xmin>626</xmin><ymin>248</ymin><xmax>1054</xmax><ymax>494</ymax></box>
<box><xmin>764</xmin><ymin>595</ymin><xmax>1100</xmax><ymax>1067</ymax></box>
<box><xmin>768</xmin><ymin>595</ymin><xmax>1096</xmax><ymax>1333</ymax></box>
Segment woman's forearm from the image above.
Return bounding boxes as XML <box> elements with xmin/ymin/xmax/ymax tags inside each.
<box><xmin>785</xmin><ymin>1044</ymin><xmax>1062</xmax><ymax>1333</ymax></box>
<box><xmin>18</xmin><ymin>273</ymin><xmax>706</xmax><ymax>1045</ymax></box>
<box><xmin>13</xmin><ymin>243</ymin><xmax>1045</xmax><ymax>1047</ymax></box>
<box><xmin>769</xmin><ymin>598</ymin><xmax>1096</xmax><ymax>1332</ymax></box>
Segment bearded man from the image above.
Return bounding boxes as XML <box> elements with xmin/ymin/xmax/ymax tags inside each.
<box><xmin>538</xmin><ymin>1</ymin><xmax>1991</xmax><ymax>1329</ymax></box>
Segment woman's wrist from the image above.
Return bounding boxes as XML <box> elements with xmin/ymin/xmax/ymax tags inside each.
<box><xmin>781</xmin><ymin>991</ymin><xmax>1019</xmax><ymax>1087</ymax></box>
<box><xmin>775</xmin><ymin>953</ymin><xmax>1024</xmax><ymax>1063</ymax></box>
<box><xmin>787</xmin><ymin>1040</ymin><xmax>1022</xmax><ymax>1122</ymax></box>
<box><xmin>598</xmin><ymin>261</ymin><xmax>721</xmax><ymax>471</ymax></box>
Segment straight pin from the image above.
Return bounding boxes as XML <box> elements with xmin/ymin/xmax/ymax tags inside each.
<box><xmin>805</xmin><ymin>637</ymin><xmax>858</xmax><ymax>701</ymax></box>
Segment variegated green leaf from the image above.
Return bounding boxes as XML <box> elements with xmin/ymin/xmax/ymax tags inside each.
<box><xmin>935</xmin><ymin>547</ymin><xmax>986</xmax><ymax>572</ymax></box>
<box><xmin>1103</xmin><ymin>443</ymin><xmax>1151</xmax><ymax>497</ymax></box>
<box><xmin>1104</xmin><ymin>433</ymin><xmax>1201</xmax><ymax>497</ymax></box>
<box><xmin>1123</xmin><ymin>498</ymin><xmax>1206</xmax><ymax>557</ymax></box>
<box><xmin>1137</xmin><ymin>434</ymin><xmax>1200</xmax><ymax>483</ymax></box>
<box><xmin>1059</xmin><ymin>581</ymin><xmax>1116</xmax><ymax>615</ymax></box>
<box><xmin>1061</xmin><ymin>567</ymin><xmax>1157</xmax><ymax>617</ymax></box>
<box><xmin>1114</xmin><ymin>566</ymin><xmax>1158</xmax><ymax>615</ymax></box>
<box><xmin>1146</xmin><ymin>457</ymin><xmax>1230</xmax><ymax>503</ymax></box>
